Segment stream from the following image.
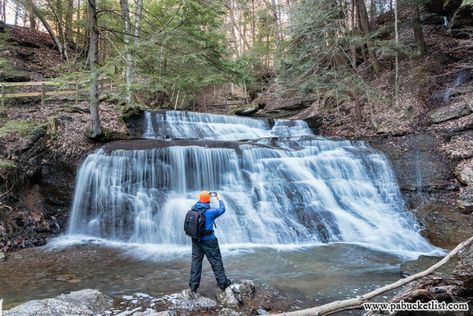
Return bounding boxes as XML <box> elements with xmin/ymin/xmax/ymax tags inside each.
<box><xmin>0</xmin><ymin>110</ymin><xmax>443</xmax><ymax>311</ymax></box>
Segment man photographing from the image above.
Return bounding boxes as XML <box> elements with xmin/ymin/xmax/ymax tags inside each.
<box><xmin>183</xmin><ymin>191</ymin><xmax>231</xmax><ymax>298</ymax></box>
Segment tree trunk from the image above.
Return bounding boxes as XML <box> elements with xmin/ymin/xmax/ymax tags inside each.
<box><xmin>251</xmin><ymin>0</ymin><xmax>256</xmax><ymax>45</ymax></box>
<box><xmin>356</xmin><ymin>0</ymin><xmax>382</xmax><ymax>75</ymax></box>
<box><xmin>120</xmin><ymin>0</ymin><xmax>133</xmax><ymax>108</ymax></box>
<box><xmin>26</xmin><ymin>0</ymin><xmax>66</xmax><ymax>59</ymax></box>
<box><xmin>0</xmin><ymin>0</ymin><xmax>5</xmax><ymax>23</ymax></box>
<box><xmin>394</xmin><ymin>0</ymin><xmax>399</xmax><ymax>108</ymax></box>
<box><xmin>129</xmin><ymin>0</ymin><xmax>143</xmax><ymax>106</ymax></box>
<box><xmin>228</xmin><ymin>0</ymin><xmax>240</xmax><ymax>57</ymax></box>
<box><xmin>87</xmin><ymin>0</ymin><xmax>102</xmax><ymax>138</ymax></box>
<box><xmin>65</xmin><ymin>0</ymin><xmax>74</xmax><ymax>47</ymax></box>
<box><xmin>369</xmin><ymin>0</ymin><xmax>376</xmax><ymax>21</ymax></box>
<box><xmin>271</xmin><ymin>0</ymin><xmax>281</xmax><ymax>49</ymax></box>
<box><xmin>14</xmin><ymin>1</ymin><xmax>20</xmax><ymax>25</ymax></box>
<box><xmin>413</xmin><ymin>4</ymin><xmax>427</xmax><ymax>56</ymax></box>
<box><xmin>76</xmin><ymin>0</ymin><xmax>81</xmax><ymax>49</ymax></box>
<box><xmin>28</xmin><ymin>1</ymin><xmax>36</xmax><ymax>28</ymax></box>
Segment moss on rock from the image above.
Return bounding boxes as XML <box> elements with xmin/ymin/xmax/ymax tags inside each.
<box><xmin>0</xmin><ymin>119</ymin><xmax>47</xmax><ymax>140</ymax></box>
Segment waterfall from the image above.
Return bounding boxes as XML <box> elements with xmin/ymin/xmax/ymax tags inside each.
<box><xmin>67</xmin><ymin>111</ymin><xmax>439</xmax><ymax>257</ymax></box>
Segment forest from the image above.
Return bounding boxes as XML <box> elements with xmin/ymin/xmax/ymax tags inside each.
<box><xmin>1</xmin><ymin>0</ymin><xmax>473</xmax><ymax>315</ymax></box>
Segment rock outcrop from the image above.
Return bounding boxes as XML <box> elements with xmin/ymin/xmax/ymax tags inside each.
<box><xmin>455</xmin><ymin>159</ymin><xmax>473</xmax><ymax>185</ymax></box>
<box><xmin>458</xmin><ymin>186</ymin><xmax>473</xmax><ymax>213</ymax></box>
<box><xmin>4</xmin><ymin>289</ymin><xmax>112</xmax><ymax>316</ymax></box>
<box><xmin>429</xmin><ymin>101</ymin><xmax>473</xmax><ymax>124</ymax></box>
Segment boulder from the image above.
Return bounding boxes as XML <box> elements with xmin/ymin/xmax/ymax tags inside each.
<box><xmin>218</xmin><ymin>308</ymin><xmax>244</xmax><ymax>316</ymax></box>
<box><xmin>4</xmin><ymin>289</ymin><xmax>112</xmax><ymax>316</ymax></box>
<box><xmin>231</xmin><ymin>102</ymin><xmax>264</xmax><ymax>116</ymax></box>
<box><xmin>0</xmin><ymin>69</ymin><xmax>31</xmax><ymax>82</ymax></box>
<box><xmin>157</xmin><ymin>291</ymin><xmax>217</xmax><ymax>311</ymax></box>
<box><xmin>217</xmin><ymin>280</ymin><xmax>256</xmax><ymax>309</ymax></box>
<box><xmin>454</xmin><ymin>244</ymin><xmax>473</xmax><ymax>287</ymax></box>
<box><xmin>133</xmin><ymin>310</ymin><xmax>176</xmax><ymax>316</ymax></box>
<box><xmin>421</xmin><ymin>12</ymin><xmax>446</xmax><ymax>25</ymax></box>
<box><xmin>455</xmin><ymin>159</ymin><xmax>473</xmax><ymax>185</ymax></box>
<box><xmin>429</xmin><ymin>101</ymin><xmax>473</xmax><ymax>123</ymax></box>
<box><xmin>400</xmin><ymin>255</ymin><xmax>458</xmax><ymax>277</ymax></box>
<box><xmin>457</xmin><ymin>186</ymin><xmax>473</xmax><ymax>213</ymax></box>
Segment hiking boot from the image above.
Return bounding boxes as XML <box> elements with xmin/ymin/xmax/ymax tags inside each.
<box><xmin>182</xmin><ymin>288</ymin><xmax>198</xmax><ymax>300</ymax></box>
<box><xmin>220</xmin><ymin>279</ymin><xmax>233</xmax><ymax>291</ymax></box>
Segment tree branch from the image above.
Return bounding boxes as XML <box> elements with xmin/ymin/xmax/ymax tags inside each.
<box><xmin>272</xmin><ymin>236</ymin><xmax>473</xmax><ymax>316</ymax></box>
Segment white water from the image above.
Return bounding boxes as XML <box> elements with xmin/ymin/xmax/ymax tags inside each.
<box><xmin>66</xmin><ymin>110</ymin><xmax>440</xmax><ymax>258</ymax></box>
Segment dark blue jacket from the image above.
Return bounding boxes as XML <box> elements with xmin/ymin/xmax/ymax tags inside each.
<box><xmin>193</xmin><ymin>200</ymin><xmax>225</xmax><ymax>240</ymax></box>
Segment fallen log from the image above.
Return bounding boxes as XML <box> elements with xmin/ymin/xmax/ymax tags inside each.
<box><xmin>273</xmin><ymin>236</ymin><xmax>473</xmax><ymax>316</ymax></box>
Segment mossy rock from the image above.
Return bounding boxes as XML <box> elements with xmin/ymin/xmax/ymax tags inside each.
<box><xmin>0</xmin><ymin>157</ymin><xmax>16</xmax><ymax>170</ymax></box>
<box><xmin>121</xmin><ymin>106</ymin><xmax>142</xmax><ymax>122</ymax></box>
<box><xmin>87</xmin><ymin>127</ymin><xmax>129</xmax><ymax>142</ymax></box>
<box><xmin>0</xmin><ymin>58</ymin><xmax>31</xmax><ymax>82</ymax></box>
<box><xmin>0</xmin><ymin>119</ymin><xmax>47</xmax><ymax>140</ymax></box>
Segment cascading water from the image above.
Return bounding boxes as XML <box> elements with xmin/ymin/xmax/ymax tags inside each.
<box><xmin>67</xmin><ymin>110</ymin><xmax>439</xmax><ymax>257</ymax></box>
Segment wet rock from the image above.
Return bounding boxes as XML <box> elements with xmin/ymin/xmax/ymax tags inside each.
<box><xmin>429</xmin><ymin>101</ymin><xmax>472</xmax><ymax>124</ymax></box>
<box><xmin>454</xmin><ymin>244</ymin><xmax>473</xmax><ymax>287</ymax></box>
<box><xmin>416</xmin><ymin>203</ymin><xmax>473</xmax><ymax>248</ymax></box>
<box><xmin>133</xmin><ymin>310</ymin><xmax>176</xmax><ymax>316</ymax></box>
<box><xmin>458</xmin><ymin>186</ymin><xmax>473</xmax><ymax>213</ymax></box>
<box><xmin>455</xmin><ymin>159</ymin><xmax>473</xmax><ymax>185</ymax></box>
<box><xmin>421</xmin><ymin>12</ymin><xmax>446</xmax><ymax>25</ymax></box>
<box><xmin>217</xmin><ymin>280</ymin><xmax>256</xmax><ymax>308</ymax></box>
<box><xmin>218</xmin><ymin>308</ymin><xmax>244</xmax><ymax>316</ymax></box>
<box><xmin>0</xmin><ymin>251</ymin><xmax>6</xmax><ymax>262</ymax></box>
<box><xmin>369</xmin><ymin>133</ymin><xmax>455</xmax><ymax>194</ymax></box>
<box><xmin>400</xmin><ymin>255</ymin><xmax>458</xmax><ymax>277</ymax></box>
<box><xmin>157</xmin><ymin>291</ymin><xmax>217</xmax><ymax>311</ymax></box>
<box><xmin>4</xmin><ymin>289</ymin><xmax>112</xmax><ymax>316</ymax></box>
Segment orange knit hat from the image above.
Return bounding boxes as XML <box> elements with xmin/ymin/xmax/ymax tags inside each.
<box><xmin>199</xmin><ymin>191</ymin><xmax>210</xmax><ymax>203</ymax></box>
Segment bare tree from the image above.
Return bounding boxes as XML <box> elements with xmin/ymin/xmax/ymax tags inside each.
<box><xmin>394</xmin><ymin>0</ymin><xmax>399</xmax><ymax>108</ymax></box>
<box><xmin>87</xmin><ymin>0</ymin><xmax>102</xmax><ymax>138</ymax></box>
<box><xmin>355</xmin><ymin>0</ymin><xmax>382</xmax><ymax>74</ymax></box>
<box><xmin>120</xmin><ymin>0</ymin><xmax>133</xmax><ymax>107</ymax></box>
<box><xmin>271</xmin><ymin>0</ymin><xmax>281</xmax><ymax>49</ymax></box>
<box><xmin>0</xmin><ymin>0</ymin><xmax>6</xmax><ymax>22</ymax></box>
<box><xmin>65</xmin><ymin>0</ymin><xmax>74</xmax><ymax>47</ymax></box>
<box><xmin>413</xmin><ymin>4</ymin><xmax>427</xmax><ymax>55</ymax></box>
<box><xmin>25</xmin><ymin>0</ymin><xmax>67</xmax><ymax>59</ymax></box>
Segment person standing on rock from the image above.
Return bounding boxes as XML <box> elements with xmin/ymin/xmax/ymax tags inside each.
<box><xmin>183</xmin><ymin>190</ymin><xmax>232</xmax><ymax>298</ymax></box>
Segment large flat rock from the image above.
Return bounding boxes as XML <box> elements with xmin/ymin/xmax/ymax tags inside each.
<box><xmin>4</xmin><ymin>289</ymin><xmax>112</xmax><ymax>316</ymax></box>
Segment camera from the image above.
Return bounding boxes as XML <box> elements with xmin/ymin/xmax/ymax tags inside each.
<box><xmin>210</xmin><ymin>191</ymin><xmax>217</xmax><ymax>197</ymax></box>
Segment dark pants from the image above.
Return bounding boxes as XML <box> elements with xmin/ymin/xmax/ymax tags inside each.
<box><xmin>189</xmin><ymin>238</ymin><xmax>230</xmax><ymax>291</ymax></box>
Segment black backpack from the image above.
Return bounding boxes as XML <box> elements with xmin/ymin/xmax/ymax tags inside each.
<box><xmin>184</xmin><ymin>207</ymin><xmax>214</xmax><ymax>240</ymax></box>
